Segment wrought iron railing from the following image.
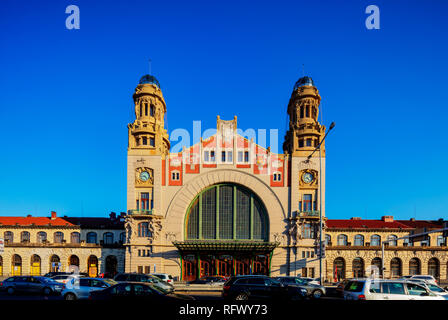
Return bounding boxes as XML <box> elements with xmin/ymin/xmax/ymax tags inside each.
<box><xmin>127</xmin><ymin>209</ymin><xmax>154</xmax><ymax>215</ymax></box>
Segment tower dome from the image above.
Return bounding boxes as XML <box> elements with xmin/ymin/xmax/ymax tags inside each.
<box><xmin>293</xmin><ymin>76</ymin><xmax>314</xmax><ymax>90</ymax></box>
<box><xmin>139</xmin><ymin>74</ymin><xmax>161</xmax><ymax>88</ymax></box>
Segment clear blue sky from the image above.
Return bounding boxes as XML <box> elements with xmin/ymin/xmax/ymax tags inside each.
<box><xmin>0</xmin><ymin>0</ymin><xmax>447</xmax><ymax>220</ymax></box>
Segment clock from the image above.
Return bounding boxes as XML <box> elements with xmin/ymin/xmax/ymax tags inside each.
<box><xmin>140</xmin><ymin>171</ymin><xmax>150</xmax><ymax>182</ymax></box>
<box><xmin>302</xmin><ymin>172</ymin><xmax>314</xmax><ymax>184</ymax></box>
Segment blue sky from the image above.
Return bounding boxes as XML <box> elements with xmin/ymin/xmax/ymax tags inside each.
<box><xmin>0</xmin><ymin>0</ymin><xmax>447</xmax><ymax>220</ymax></box>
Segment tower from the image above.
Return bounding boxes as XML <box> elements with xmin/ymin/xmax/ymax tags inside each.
<box><xmin>284</xmin><ymin>76</ymin><xmax>326</xmax><ymax>278</ymax></box>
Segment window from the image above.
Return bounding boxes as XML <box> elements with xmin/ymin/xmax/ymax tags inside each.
<box><xmin>221</xmin><ymin>151</ymin><xmax>226</xmax><ymax>162</ymax></box>
<box><xmin>86</xmin><ymin>232</ymin><xmax>97</xmax><ymax>244</ymax></box>
<box><xmin>299</xmin><ymin>139</ymin><xmax>304</xmax><ymax>148</ymax></box>
<box><xmin>141</xmin><ymin>192</ymin><xmax>150</xmax><ymax>210</ymax></box>
<box><xmin>145</xmin><ymin>103</ymin><xmax>148</xmax><ymax>116</ymax></box>
<box><xmin>103</xmin><ymin>232</ymin><xmax>114</xmax><ymax>244</ymax></box>
<box><xmin>119</xmin><ymin>232</ymin><xmax>126</xmax><ymax>244</ymax></box>
<box><xmin>407</xmin><ymin>283</ymin><xmax>427</xmax><ymax>296</ymax></box>
<box><xmin>370</xmin><ymin>234</ymin><xmax>381</xmax><ymax>246</ymax></box>
<box><xmin>70</xmin><ymin>232</ymin><xmax>80</xmax><ymax>244</ymax></box>
<box><xmin>390</xmin><ymin>258</ymin><xmax>402</xmax><ymax>278</ymax></box>
<box><xmin>237</xmin><ymin>151</ymin><xmax>243</xmax><ymax>162</ymax></box>
<box><xmin>139</xmin><ymin>105</ymin><xmax>143</xmax><ymax>117</ymax></box>
<box><xmin>138</xmin><ymin>222</ymin><xmax>151</xmax><ymax>237</ymax></box>
<box><xmin>204</xmin><ymin>151</ymin><xmax>210</xmax><ymax>162</ymax></box>
<box><xmin>409</xmin><ymin>258</ymin><xmax>420</xmax><ymax>275</ymax></box>
<box><xmin>301</xmin><ymin>223</ymin><xmax>315</xmax><ymax>239</ymax></box>
<box><xmin>303</xmin><ymin>194</ymin><xmax>312</xmax><ymax>212</ymax></box>
<box><xmin>306</xmin><ymin>139</ymin><xmax>312</xmax><ymax>147</ymax></box>
<box><xmin>273</xmin><ymin>172</ymin><xmax>282</xmax><ymax>182</ymax></box>
<box><xmin>388</xmin><ymin>235</ymin><xmax>398</xmax><ymax>246</ymax></box>
<box><xmin>337</xmin><ymin>234</ymin><xmax>348</xmax><ymax>246</ymax></box>
<box><xmin>21</xmin><ymin>231</ymin><xmax>30</xmax><ymax>243</ymax></box>
<box><xmin>227</xmin><ymin>151</ymin><xmax>233</xmax><ymax>162</ymax></box>
<box><xmin>381</xmin><ymin>282</ymin><xmax>405</xmax><ymax>295</ymax></box>
<box><xmin>150</xmin><ymin>105</ymin><xmax>155</xmax><ymax>116</ymax></box>
<box><xmin>142</xmin><ymin>137</ymin><xmax>148</xmax><ymax>145</ymax></box>
<box><xmin>186</xmin><ymin>184</ymin><xmax>268</xmax><ymax>241</ymax></box>
<box><xmin>244</xmin><ymin>151</ymin><xmax>249</xmax><ymax>163</ymax></box>
<box><xmin>210</xmin><ymin>150</ymin><xmax>215</xmax><ymax>162</ymax></box>
<box><xmin>437</xmin><ymin>235</ymin><xmax>445</xmax><ymax>246</ymax></box>
<box><xmin>325</xmin><ymin>234</ymin><xmax>331</xmax><ymax>246</ymax></box>
<box><xmin>354</xmin><ymin>234</ymin><xmax>364</xmax><ymax>246</ymax></box>
<box><xmin>54</xmin><ymin>232</ymin><xmax>64</xmax><ymax>243</ymax></box>
<box><xmin>171</xmin><ymin>171</ymin><xmax>180</xmax><ymax>181</ymax></box>
<box><xmin>37</xmin><ymin>232</ymin><xmax>47</xmax><ymax>243</ymax></box>
<box><xmin>4</xmin><ymin>231</ymin><xmax>13</xmax><ymax>243</ymax></box>
<box><xmin>149</xmin><ymin>137</ymin><xmax>155</xmax><ymax>147</ymax></box>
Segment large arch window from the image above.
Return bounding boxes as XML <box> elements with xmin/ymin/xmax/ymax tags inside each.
<box><xmin>333</xmin><ymin>257</ymin><xmax>345</xmax><ymax>281</ymax></box>
<box><xmin>21</xmin><ymin>231</ymin><xmax>30</xmax><ymax>243</ymax></box>
<box><xmin>409</xmin><ymin>258</ymin><xmax>421</xmax><ymax>275</ymax></box>
<box><xmin>103</xmin><ymin>232</ymin><xmax>114</xmax><ymax>244</ymax></box>
<box><xmin>352</xmin><ymin>257</ymin><xmax>364</xmax><ymax>278</ymax></box>
<box><xmin>86</xmin><ymin>232</ymin><xmax>97</xmax><ymax>244</ymax></box>
<box><xmin>185</xmin><ymin>184</ymin><xmax>268</xmax><ymax>241</ymax></box>
<box><xmin>388</xmin><ymin>235</ymin><xmax>398</xmax><ymax>246</ymax></box>
<box><xmin>54</xmin><ymin>232</ymin><xmax>64</xmax><ymax>243</ymax></box>
<box><xmin>390</xmin><ymin>258</ymin><xmax>402</xmax><ymax>278</ymax></box>
<box><xmin>428</xmin><ymin>258</ymin><xmax>440</xmax><ymax>280</ymax></box>
<box><xmin>354</xmin><ymin>234</ymin><xmax>364</xmax><ymax>246</ymax></box>
<box><xmin>37</xmin><ymin>232</ymin><xmax>47</xmax><ymax>243</ymax></box>
<box><xmin>371</xmin><ymin>257</ymin><xmax>383</xmax><ymax>276</ymax></box>
<box><xmin>4</xmin><ymin>231</ymin><xmax>13</xmax><ymax>244</ymax></box>
<box><xmin>71</xmin><ymin>232</ymin><xmax>80</xmax><ymax>244</ymax></box>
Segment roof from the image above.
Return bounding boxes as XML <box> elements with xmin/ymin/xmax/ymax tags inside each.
<box><xmin>0</xmin><ymin>216</ymin><xmax>75</xmax><ymax>227</ymax></box>
<box><xmin>325</xmin><ymin>219</ymin><xmax>413</xmax><ymax>230</ymax></box>
<box><xmin>396</xmin><ymin>220</ymin><xmax>444</xmax><ymax>229</ymax></box>
<box><xmin>63</xmin><ymin>217</ymin><xmax>124</xmax><ymax>230</ymax></box>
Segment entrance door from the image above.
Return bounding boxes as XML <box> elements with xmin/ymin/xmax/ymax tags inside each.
<box><xmin>253</xmin><ymin>255</ymin><xmax>268</xmax><ymax>275</ymax></box>
<box><xmin>183</xmin><ymin>257</ymin><xmax>197</xmax><ymax>282</ymax></box>
<box><xmin>88</xmin><ymin>256</ymin><xmax>98</xmax><ymax>277</ymax></box>
<box><xmin>235</xmin><ymin>259</ymin><xmax>250</xmax><ymax>276</ymax></box>
<box><xmin>217</xmin><ymin>256</ymin><xmax>233</xmax><ymax>278</ymax></box>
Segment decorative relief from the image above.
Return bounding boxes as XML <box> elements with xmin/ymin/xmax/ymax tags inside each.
<box><xmin>299</xmin><ymin>169</ymin><xmax>318</xmax><ymax>188</ymax></box>
<box><xmin>273</xmin><ymin>233</ymin><xmax>287</xmax><ymax>246</ymax></box>
<box><xmin>135</xmin><ymin>167</ymin><xmax>154</xmax><ymax>187</ymax></box>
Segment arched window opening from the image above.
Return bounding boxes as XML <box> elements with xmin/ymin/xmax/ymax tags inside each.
<box><xmin>390</xmin><ymin>258</ymin><xmax>402</xmax><ymax>278</ymax></box>
<box><xmin>352</xmin><ymin>257</ymin><xmax>364</xmax><ymax>278</ymax></box>
<box><xmin>337</xmin><ymin>234</ymin><xmax>348</xmax><ymax>246</ymax></box>
<box><xmin>103</xmin><ymin>232</ymin><xmax>114</xmax><ymax>244</ymax></box>
<box><xmin>86</xmin><ymin>232</ymin><xmax>97</xmax><ymax>244</ymax></box>
<box><xmin>354</xmin><ymin>234</ymin><xmax>364</xmax><ymax>246</ymax></box>
<box><xmin>333</xmin><ymin>257</ymin><xmax>345</xmax><ymax>282</ymax></box>
<box><xmin>409</xmin><ymin>258</ymin><xmax>421</xmax><ymax>276</ymax></box>
<box><xmin>370</xmin><ymin>234</ymin><xmax>381</xmax><ymax>246</ymax></box>
<box><xmin>21</xmin><ymin>231</ymin><xmax>30</xmax><ymax>243</ymax></box>
<box><xmin>71</xmin><ymin>232</ymin><xmax>80</xmax><ymax>244</ymax></box>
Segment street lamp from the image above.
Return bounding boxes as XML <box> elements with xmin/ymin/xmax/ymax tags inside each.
<box><xmin>306</xmin><ymin>121</ymin><xmax>335</xmax><ymax>286</ymax></box>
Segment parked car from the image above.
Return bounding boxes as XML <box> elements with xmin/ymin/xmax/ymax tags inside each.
<box><xmin>274</xmin><ymin>276</ymin><xmax>326</xmax><ymax>299</ymax></box>
<box><xmin>188</xmin><ymin>276</ymin><xmax>227</xmax><ymax>285</ymax></box>
<box><xmin>300</xmin><ymin>277</ymin><xmax>320</xmax><ymax>285</ymax></box>
<box><xmin>410</xmin><ymin>275</ymin><xmax>438</xmax><ymax>285</ymax></box>
<box><xmin>343</xmin><ymin>279</ymin><xmax>446</xmax><ymax>300</ymax></box>
<box><xmin>114</xmin><ymin>273</ymin><xmax>174</xmax><ymax>293</ymax></box>
<box><xmin>336</xmin><ymin>279</ymin><xmax>350</xmax><ymax>297</ymax></box>
<box><xmin>51</xmin><ymin>274</ymin><xmax>85</xmax><ymax>284</ymax></box>
<box><xmin>222</xmin><ymin>275</ymin><xmax>307</xmax><ymax>301</ymax></box>
<box><xmin>43</xmin><ymin>272</ymin><xmax>72</xmax><ymax>278</ymax></box>
<box><xmin>89</xmin><ymin>282</ymin><xmax>193</xmax><ymax>301</ymax></box>
<box><xmin>0</xmin><ymin>276</ymin><xmax>65</xmax><ymax>295</ymax></box>
<box><xmin>405</xmin><ymin>280</ymin><xmax>448</xmax><ymax>297</ymax></box>
<box><xmin>62</xmin><ymin>277</ymin><xmax>117</xmax><ymax>300</ymax></box>
<box><xmin>151</xmin><ymin>273</ymin><xmax>174</xmax><ymax>285</ymax></box>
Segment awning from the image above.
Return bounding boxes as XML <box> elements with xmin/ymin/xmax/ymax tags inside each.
<box><xmin>172</xmin><ymin>240</ymin><xmax>279</xmax><ymax>252</ymax></box>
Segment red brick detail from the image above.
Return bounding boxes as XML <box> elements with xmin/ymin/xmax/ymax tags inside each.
<box><xmin>236</xmin><ymin>164</ymin><xmax>251</xmax><ymax>169</ymax></box>
<box><xmin>168</xmin><ymin>153</ymin><xmax>183</xmax><ymax>186</ymax></box>
<box><xmin>253</xmin><ymin>146</ymin><xmax>268</xmax><ymax>175</ymax></box>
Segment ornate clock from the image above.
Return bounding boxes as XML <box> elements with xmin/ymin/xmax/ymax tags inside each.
<box><xmin>140</xmin><ymin>171</ymin><xmax>150</xmax><ymax>182</ymax></box>
<box><xmin>302</xmin><ymin>172</ymin><xmax>314</xmax><ymax>184</ymax></box>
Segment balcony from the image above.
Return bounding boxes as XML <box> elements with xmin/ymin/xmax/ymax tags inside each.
<box><xmin>127</xmin><ymin>209</ymin><xmax>154</xmax><ymax>216</ymax></box>
<box><xmin>297</xmin><ymin>210</ymin><xmax>320</xmax><ymax>219</ymax></box>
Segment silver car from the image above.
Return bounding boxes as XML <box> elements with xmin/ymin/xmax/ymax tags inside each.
<box><xmin>62</xmin><ymin>277</ymin><xmax>117</xmax><ymax>300</ymax></box>
<box><xmin>274</xmin><ymin>276</ymin><xmax>326</xmax><ymax>299</ymax></box>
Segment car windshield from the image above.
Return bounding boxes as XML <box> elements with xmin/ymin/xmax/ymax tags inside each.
<box><xmin>345</xmin><ymin>281</ymin><xmax>365</xmax><ymax>292</ymax></box>
<box><xmin>150</xmin><ymin>284</ymin><xmax>168</xmax><ymax>295</ymax></box>
<box><xmin>428</xmin><ymin>284</ymin><xmax>445</xmax><ymax>292</ymax></box>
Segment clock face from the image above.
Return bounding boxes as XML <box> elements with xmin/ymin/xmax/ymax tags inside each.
<box><xmin>303</xmin><ymin>172</ymin><xmax>314</xmax><ymax>184</ymax></box>
<box><xmin>140</xmin><ymin>171</ymin><xmax>150</xmax><ymax>182</ymax></box>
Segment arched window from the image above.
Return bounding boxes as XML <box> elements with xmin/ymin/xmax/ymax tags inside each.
<box><xmin>437</xmin><ymin>235</ymin><xmax>445</xmax><ymax>246</ymax></box>
<box><xmin>37</xmin><ymin>231</ymin><xmax>47</xmax><ymax>243</ymax></box>
<box><xmin>50</xmin><ymin>255</ymin><xmax>60</xmax><ymax>272</ymax></box>
<box><xmin>86</xmin><ymin>232</ymin><xmax>97</xmax><ymax>244</ymax></box>
<box><xmin>333</xmin><ymin>257</ymin><xmax>345</xmax><ymax>281</ymax></box>
<box><xmin>390</xmin><ymin>258</ymin><xmax>402</xmax><ymax>278</ymax></box>
<box><xmin>371</xmin><ymin>257</ymin><xmax>382</xmax><ymax>276</ymax></box>
<box><xmin>70</xmin><ymin>232</ymin><xmax>80</xmax><ymax>244</ymax></box>
<box><xmin>88</xmin><ymin>255</ymin><xmax>98</xmax><ymax>277</ymax></box>
<box><xmin>0</xmin><ymin>256</ymin><xmax>3</xmax><ymax>276</ymax></box>
<box><xmin>4</xmin><ymin>231</ymin><xmax>13</xmax><ymax>244</ymax></box>
<box><xmin>370</xmin><ymin>234</ymin><xmax>381</xmax><ymax>246</ymax></box>
<box><xmin>325</xmin><ymin>234</ymin><xmax>331</xmax><ymax>246</ymax></box>
<box><xmin>103</xmin><ymin>232</ymin><xmax>114</xmax><ymax>244</ymax></box>
<box><xmin>428</xmin><ymin>258</ymin><xmax>440</xmax><ymax>280</ymax></box>
<box><xmin>21</xmin><ymin>231</ymin><xmax>30</xmax><ymax>243</ymax></box>
<box><xmin>186</xmin><ymin>184</ymin><xmax>268</xmax><ymax>240</ymax></box>
<box><xmin>30</xmin><ymin>254</ymin><xmax>41</xmax><ymax>276</ymax></box>
<box><xmin>409</xmin><ymin>258</ymin><xmax>421</xmax><ymax>275</ymax></box>
<box><xmin>12</xmin><ymin>254</ymin><xmax>22</xmax><ymax>276</ymax></box>
<box><xmin>54</xmin><ymin>232</ymin><xmax>64</xmax><ymax>243</ymax></box>
<box><xmin>150</xmin><ymin>105</ymin><xmax>155</xmax><ymax>117</ymax></box>
<box><xmin>337</xmin><ymin>234</ymin><xmax>348</xmax><ymax>246</ymax></box>
<box><xmin>119</xmin><ymin>232</ymin><xmax>126</xmax><ymax>244</ymax></box>
<box><xmin>354</xmin><ymin>234</ymin><xmax>364</xmax><ymax>246</ymax></box>
<box><xmin>388</xmin><ymin>235</ymin><xmax>398</xmax><ymax>246</ymax></box>
<box><xmin>138</xmin><ymin>222</ymin><xmax>151</xmax><ymax>237</ymax></box>
<box><xmin>352</xmin><ymin>257</ymin><xmax>364</xmax><ymax>278</ymax></box>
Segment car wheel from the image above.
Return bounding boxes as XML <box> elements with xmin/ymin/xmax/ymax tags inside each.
<box><xmin>235</xmin><ymin>293</ymin><xmax>249</xmax><ymax>301</ymax></box>
<box><xmin>43</xmin><ymin>287</ymin><xmax>52</xmax><ymax>295</ymax></box>
<box><xmin>65</xmin><ymin>293</ymin><xmax>77</xmax><ymax>300</ymax></box>
<box><xmin>7</xmin><ymin>287</ymin><xmax>15</xmax><ymax>295</ymax></box>
<box><xmin>312</xmin><ymin>289</ymin><xmax>323</xmax><ymax>299</ymax></box>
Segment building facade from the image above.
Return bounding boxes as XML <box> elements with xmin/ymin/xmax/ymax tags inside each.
<box><xmin>124</xmin><ymin>74</ymin><xmax>327</xmax><ymax>280</ymax></box>
<box><xmin>0</xmin><ymin>212</ymin><xmax>125</xmax><ymax>278</ymax></box>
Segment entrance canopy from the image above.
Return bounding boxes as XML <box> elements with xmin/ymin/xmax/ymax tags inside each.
<box><xmin>173</xmin><ymin>240</ymin><xmax>278</xmax><ymax>253</ymax></box>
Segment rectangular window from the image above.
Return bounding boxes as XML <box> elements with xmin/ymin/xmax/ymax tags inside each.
<box><xmin>302</xmin><ymin>251</ymin><xmax>305</xmax><ymax>258</ymax></box>
<box><xmin>302</xmin><ymin>267</ymin><xmax>307</xmax><ymax>277</ymax></box>
<box><xmin>298</xmin><ymin>201</ymin><xmax>302</xmax><ymax>212</ymax></box>
<box><xmin>227</xmin><ymin>151</ymin><xmax>233</xmax><ymax>162</ymax></box>
<box><xmin>138</xmin><ymin>266</ymin><xmax>143</xmax><ymax>274</ymax></box>
<box><xmin>142</xmin><ymin>137</ymin><xmax>148</xmax><ymax>145</ymax></box>
<box><xmin>210</xmin><ymin>151</ymin><xmax>215</xmax><ymax>162</ymax></box>
<box><xmin>219</xmin><ymin>185</ymin><xmax>233</xmax><ymax>239</ymax></box>
<box><xmin>309</xmin><ymin>267</ymin><xmax>315</xmax><ymax>278</ymax></box>
<box><xmin>302</xmin><ymin>223</ymin><xmax>312</xmax><ymax>239</ymax></box>
<box><xmin>172</xmin><ymin>172</ymin><xmax>180</xmax><ymax>180</ymax></box>
<box><xmin>244</xmin><ymin>151</ymin><xmax>249</xmax><ymax>163</ymax></box>
<box><xmin>145</xmin><ymin>103</ymin><xmax>148</xmax><ymax>116</ymax></box>
<box><xmin>306</xmin><ymin>139</ymin><xmax>312</xmax><ymax>147</ymax></box>
<box><xmin>145</xmin><ymin>266</ymin><xmax>150</xmax><ymax>274</ymax></box>
<box><xmin>303</xmin><ymin>194</ymin><xmax>312</xmax><ymax>212</ymax></box>
<box><xmin>204</xmin><ymin>151</ymin><xmax>210</xmax><ymax>162</ymax></box>
<box><xmin>141</xmin><ymin>193</ymin><xmax>149</xmax><ymax>210</ymax></box>
<box><xmin>299</xmin><ymin>139</ymin><xmax>304</xmax><ymax>148</ymax></box>
<box><xmin>238</xmin><ymin>151</ymin><xmax>243</xmax><ymax>162</ymax></box>
<box><xmin>221</xmin><ymin>151</ymin><xmax>226</xmax><ymax>162</ymax></box>
<box><xmin>149</xmin><ymin>137</ymin><xmax>155</xmax><ymax>147</ymax></box>
<box><xmin>138</xmin><ymin>250</ymin><xmax>141</xmax><ymax>257</ymax></box>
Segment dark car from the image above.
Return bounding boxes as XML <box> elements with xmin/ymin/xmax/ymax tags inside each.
<box><xmin>0</xmin><ymin>276</ymin><xmax>65</xmax><ymax>295</ymax></box>
<box><xmin>188</xmin><ymin>276</ymin><xmax>227</xmax><ymax>285</ymax></box>
<box><xmin>275</xmin><ymin>276</ymin><xmax>326</xmax><ymax>299</ymax></box>
<box><xmin>222</xmin><ymin>275</ymin><xmax>307</xmax><ymax>301</ymax></box>
<box><xmin>114</xmin><ymin>273</ymin><xmax>174</xmax><ymax>293</ymax></box>
<box><xmin>89</xmin><ymin>282</ymin><xmax>193</xmax><ymax>301</ymax></box>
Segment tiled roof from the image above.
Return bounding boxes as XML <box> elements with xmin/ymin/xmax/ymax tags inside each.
<box><xmin>397</xmin><ymin>220</ymin><xmax>444</xmax><ymax>229</ymax></box>
<box><xmin>63</xmin><ymin>217</ymin><xmax>124</xmax><ymax>230</ymax></box>
<box><xmin>0</xmin><ymin>216</ymin><xmax>75</xmax><ymax>227</ymax></box>
<box><xmin>326</xmin><ymin>219</ymin><xmax>413</xmax><ymax>230</ymax></box>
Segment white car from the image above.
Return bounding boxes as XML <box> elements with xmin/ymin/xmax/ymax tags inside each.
<box><xmin>407</xmin><ymin>280</ymin><xmax>448</xmax><ymax>297</ymax></box>
<box><xmin>151</xmin><ymin>273</ymin><xmax>174</xmax><ymax>285</ymax></box>
<box><xmin>343</xmin><ymin>279</ymin><xmax>446</xmax><ymax>300</ymax></box>
<box><xmin>410</xmin><ymin>275</ymin><xmax>438</xmax><ymax>286</ymax></box>
<box><xmin>51</xmin><ymin>274</ymin><xmax>85</xmax><ymax>284</ymax></box>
